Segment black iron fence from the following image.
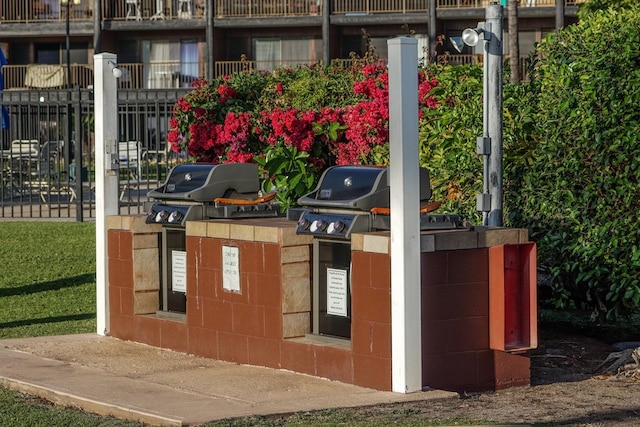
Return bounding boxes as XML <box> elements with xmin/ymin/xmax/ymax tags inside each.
<box><xmin>0</xmin><ymin>88</ymin><xmax>189</xmax><ymax>220</ymax></box>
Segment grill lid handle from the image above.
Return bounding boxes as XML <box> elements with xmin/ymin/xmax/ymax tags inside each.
<box><xmin>214</xmin><ymin>192</ymin><xmax>277</xmax><ymax>206</ymax></box>
<box><xmin>370</xmin><ymin>201</ymin><xmax>442</xmax><ymax>216</ymax></box>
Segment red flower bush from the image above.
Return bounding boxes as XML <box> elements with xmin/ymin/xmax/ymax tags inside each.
<box><xmin>167</xmin><ymin>63</ymin><xmax>441</xmax><ymax>205</ymax></box>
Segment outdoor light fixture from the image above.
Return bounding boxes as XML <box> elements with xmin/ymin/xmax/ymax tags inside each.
<box><xmin>108</xmin><ymin>60</ymin><xmax>123</xmax><ymax>78</ymax></box>
<box><xmin>450</xmin><ymin>26</ymin><xmax>488</xmax><ymax>53</ymax></box>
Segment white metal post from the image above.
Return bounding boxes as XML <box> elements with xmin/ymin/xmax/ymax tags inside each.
<box><xmin>388</xmin><ymin>37</ymin><xmax>422</xmax><ymax>393</ymax></box>
<box><xmin>94</xmin><ymin>52</ymin><xmax>119</xmax><ymax>336</ymax></box>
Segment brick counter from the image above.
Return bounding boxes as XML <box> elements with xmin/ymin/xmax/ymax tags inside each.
<box><xmin>107</xmin><ymin>215</ymin><xmax>535</xmax><ymax>392</ymax></box>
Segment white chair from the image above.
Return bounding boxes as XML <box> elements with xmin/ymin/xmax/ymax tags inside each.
<box><xmin>151</xmin><ymin>0</ymin><xmax>166</xmax><ymax>20</ymax></box>
<box><xmin>118</xmin><ymin>141</ymin><xmax>142</xmax><ymax>201</ymax></box>
<box><xmin>178</xmin><ymin>0</ymin><xmax>192</xmax><ymax>19</ymax></box>
<box><xmin>126</xmin><ymin>0</ymin><xmax>141</xmax><ymax>20</ymax></box>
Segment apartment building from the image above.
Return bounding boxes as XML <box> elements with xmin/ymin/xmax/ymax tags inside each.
<box><xmin>0</xmin><ymin>0</ymin><xmax>583</xmax><ymax>90</ymax></box>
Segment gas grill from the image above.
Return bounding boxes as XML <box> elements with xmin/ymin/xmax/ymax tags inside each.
<box><xmin>293</xmin><ymin>165</ymin><xmax>465</xmax><ymax>239</ymax></box>
<box><xmin>146</xmin><ymin>163</ymin><xmax>279</xmax><ymax>227</ymax></box>
<box><xmin>291</xmin><ymin>165</ymin><xmax>467</xmax><ymax>340</ymax></box>
<box><xmin>145</xmin><ymin>163</ymin><xmax>279</xmax><ymax>314</ymax></box>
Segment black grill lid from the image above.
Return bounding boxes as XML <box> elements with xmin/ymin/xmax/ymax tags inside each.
<box><xmin>147</xmin><ymin>163</ymin><xmax>260</xmax><ymax>202</ymax></box>
<box><xmin>298</xmin><ymin>165</ymin><xmax>432</xmax><ymax>211</ymax></box>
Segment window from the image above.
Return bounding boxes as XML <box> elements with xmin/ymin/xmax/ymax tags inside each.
<box><xmin>36</xmin><ymin>43</ymin><xmax>60</xmax><ymax>64</ymax></box>
<box><xmin>253</xmin><ymin>38</ymin><xmax>321</xmax><ymax>72</ymax></box>
<box><xmin>142</xmin><ymin>40</ymin><xmax>199</xmax><ymax>89</ymax></box>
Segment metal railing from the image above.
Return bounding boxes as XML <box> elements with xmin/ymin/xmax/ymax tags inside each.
<box><xmin>102</xmin><ymin>0</ymin><xmax>206</xmax><ymax>20</ymax></box>
<box><xmin>0</xmin><ymin>0</ymin><xmax>585</xmax><ymax>24</ymax></box>
<box><xmin>0</xmin><ymin>88</ymin><xmax>189</xmax><ymax>220</ymax></box>
<box><xmin>115</xmin><ymin>62</ymin><xmax>206</xmax><ymax>90</ymax></box>
<box><xmin>0</xmin><ymin>0</ymin><xmax>93</xmax><ymax>22</ymax></box>
<box><xmin>215</xmin><ymin>0</ymin><xmax>322</xmax><ymax>17</ymax></box>
<box><xmin>333</xmin><ymin>0</ymin><xmax>427</xmax><ymax>14</ymax></box>
<box><xmin>437</xmin><ymin>0</ymin><xmax>556</xmax><ymax>7</ymax></box>
<box><xmin>1</xmin><ymin>62</ymin><xmax>206</xmax><ymax>91</ymax></box>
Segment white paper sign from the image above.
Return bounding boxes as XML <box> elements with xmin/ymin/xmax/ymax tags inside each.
<box><xmin>326</xmin><ymin>268</ymin><xmax>348</xmax><ymax>317</ymax></box>
<box><xmin>171</xmin><ymin>250</ymin><xmax>187</xmax><ymax>293</ymax></box>
<box><xmin>222</xmin><ymin>245</ymin><xmax>240</xmax><ymax>292</ymax></box>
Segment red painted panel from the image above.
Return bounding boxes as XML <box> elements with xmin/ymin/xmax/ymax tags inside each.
<box><xmin>489</xmin><ymin>243</ymin><xmax>537</xmax><ymax>352</ymax></box>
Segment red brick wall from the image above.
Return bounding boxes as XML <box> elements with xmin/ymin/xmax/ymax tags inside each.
<box><xmin>108</xmin><ymin>225</ymin><xmax>530</xmax><ymax>393</ymax></box>
<box><xmin>421</xmin><ymin>249</ymin><xmax>530</xmax><ymax>392</ymax></box>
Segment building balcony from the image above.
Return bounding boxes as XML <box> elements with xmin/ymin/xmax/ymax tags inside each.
<box><xmin>103</xmin><ymin>0</ymin><xmax>206</xmax><ymax>21</ymax></box>
<box><xmin>332</xmin><ymin>0</ymin><xmax>427</xmax><ymax>14</ymax></box>
<box><xmin>0</xmin><ymin>0</ymin><xmax>93</xmax><ymax>23</ymax></box>
<box><xmin>436</xmin><ymin>0</ymin><xmax>584</xmax><ymax>7</ymax></box>
<box><xmin>0</xmin><ymin>0</ymin><xmax>587</xmax><ymax>24</ymax></box>
<box><xmin>215</xmin><ymin>0</ymin><xmax>322</xmax><ymax>18</ymax></box>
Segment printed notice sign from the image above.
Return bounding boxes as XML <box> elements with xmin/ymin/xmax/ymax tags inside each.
<box><xmin>171</xmin><ymin>250</ymin><xmax>187</xmax><ymax>293</ymax></box>
<box><xmin>222</xmin><ymin>245</ymin><xmax>240</xmax><ymax>292</ymax></box>
<box><xmin>326</xmin><ymin>268</ymin><xmax>348</xmax><ymax>317</ymax></box>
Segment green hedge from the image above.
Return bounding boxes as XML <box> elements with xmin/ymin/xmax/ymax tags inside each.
<box><xmin>507</xmin><ymin>6</ymin><xmax>640</xmax><ymax>319</ymax></box>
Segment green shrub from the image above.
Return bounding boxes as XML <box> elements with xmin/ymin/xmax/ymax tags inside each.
<box><xmin>418</xmin><ymin>64</ymin><xmax>484</xmax><ymax>224</ymax></box>
<box><xmin>509</xmin><ymin>6</ymin><xmax>640</xmax><ymax>319</ymax></box>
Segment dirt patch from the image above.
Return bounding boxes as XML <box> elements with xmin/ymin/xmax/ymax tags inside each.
<box><xmin>341</xmin><ymin>326</ymin><xmax>640</xmax><ymax>426</ymax></box>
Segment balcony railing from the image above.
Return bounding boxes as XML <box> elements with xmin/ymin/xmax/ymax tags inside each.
<box><xmin>1</xmin><ymin>62</ymin><xmax>206</xmax><ymax>90</ymax></box>
<box><xmin>1</xmin><ymin>64</ymin><xmax>93</xmax><ymax>89</ymax></box>
<box><xmin>103</xmin><ymin>0</ymin><xmax>205</xmax><ymax>20</ymax></box>
<box><xmin>437</xmin><ymin>0</ymin><xmax>556</xmax><ymax>7</ymax></box>
<box><xmin>215</xmin><ymin>0</ymin><xmax>322</xmax><ymax>18</ymax></box>
<box><xmin>0</xmin><ymin>0</ymin><xmax>93</xmax><ymax>23</ymax></box>
<box><xmin>333</xmin><ymin>0</ymin><xmax>427</xmax><ymax>14</ymax></box>
<box><xmin>0</xmin><ymin>0</ymin><xmax>587</xmax><ymax>24</ymax></box>
<box><xmin>116</xmin><ymin>62</ymin><xmax>206</xmax><ymax>89</ymax></box>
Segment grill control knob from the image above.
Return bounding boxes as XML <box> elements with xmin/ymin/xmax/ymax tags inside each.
<box><xmin>327</xmin><ymin>221</ymin><xmax>346</xmax><ymax>234</ymax></box>
<box><xmin>155</xmin><ymin>210</ymin><xmax>169</xmax><ymax>223</ymax></box>
<box><xmin>310</xmin><ymin>219</ymin><xmax>326</xmax><ymax>233</ymax></box>
<box><xmin>168</xmin><ymin>211</ymin><xmax>183</xmax><ymax>223</ymax></box>
<box><xmin>297</xmin><ymin>217</ymin><xmax>311</xmax><ymax>230</ymax></box>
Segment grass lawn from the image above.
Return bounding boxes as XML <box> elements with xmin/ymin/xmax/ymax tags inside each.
<box><xmin>0</xmin><ymin>222</ymin><xmax>97</xmax><ymax>338</ymax></box>
<box><xmin>0</xmin><ymin>222</ymin><xmax>142</xmax><ymax>426</ymax></box>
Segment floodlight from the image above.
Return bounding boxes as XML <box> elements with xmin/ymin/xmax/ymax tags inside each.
<box><xmin>108</xmin><ymin>60</ymin><xmax>123</xmax><ymax>78</ymax></box>
<box><xmin>450</xmin><ymin>37</ymin><xmax>465</xmax><ymax>53</ymax></box>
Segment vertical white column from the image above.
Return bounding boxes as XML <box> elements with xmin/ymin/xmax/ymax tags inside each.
<box><xmin>387</xmin><ymin>37</ymin><xmax>422</xmax><ymax>393</ymax></box>
<box><xmin>94</xmin><ymin>52</ymin><xmax>119</xmax><ymax>336</ymax></box>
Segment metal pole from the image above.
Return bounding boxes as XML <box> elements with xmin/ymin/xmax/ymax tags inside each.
<box><xmin>206</xmin><ymin>0</ymin><xmax>214</xmax><ymax>80</ymax></box>
<box><xmin>66</xmin><ymin>1</ymin><xmax>71</xmax><ymax>88</ymax></box>
<box><xmin>428</xmin><ymin>0</ymin><xmax>436</xmax><ymax>62</ymax></box>
<box><xmin>486</xmin><ymin>3</ymin><xmax>503</xmax><ymax>226</ymax></box>
<box><xmin>65</xmin><ymin>0</ymin><xmax>74</xmax><ymax>213</ymax></box>
<box><xmin>74</xmin><ymin>86</ymin><xmax>83</xmax><ymax>221</ymax></box>
<box><xmin>322</xmin><ymin>0</ymin><xmax>330</xmax><ymax>64</ymax></box>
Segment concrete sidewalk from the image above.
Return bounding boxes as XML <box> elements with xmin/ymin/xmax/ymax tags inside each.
<box><xmin>0</xmin><ymin>334</ymin><xmax>456</xmax><ymax>426</ymax></box>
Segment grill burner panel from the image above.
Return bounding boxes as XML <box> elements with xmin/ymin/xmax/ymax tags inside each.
<box><xmin>296</xmin><ymin>211</ymin><xmax>370</xmax><ymax>238</ymax></box>
<box><xmin>147</xmin><ymin>203</ymin><xmax>201</xmax><ymax>226</ymax></box>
